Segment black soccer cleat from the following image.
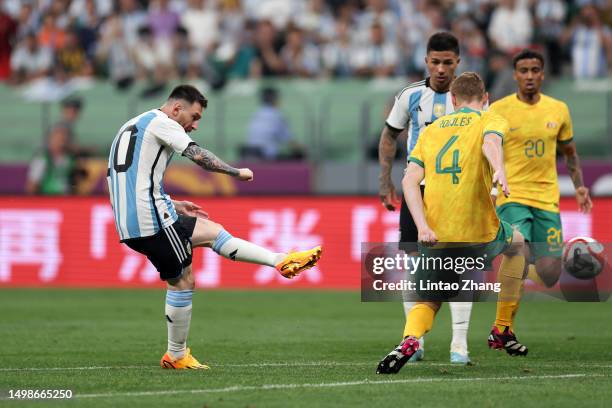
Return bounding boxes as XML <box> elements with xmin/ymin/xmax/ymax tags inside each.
<box><xmin>376</xmin><ymin>336</ymin><xmax>421</xmax><ymax>374</ymax></box>
<box><xmin>488</xmin><ymin>326</ymin><xmax>528</xmax><ymax>356</ymax></box>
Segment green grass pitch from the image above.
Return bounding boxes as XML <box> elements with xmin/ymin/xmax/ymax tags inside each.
<box><xmin>1</xmin><ymin>289</ymin><xmax>611</xmax><ymax>407</ymax></box>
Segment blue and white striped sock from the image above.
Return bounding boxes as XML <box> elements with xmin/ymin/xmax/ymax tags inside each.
<box><xmin>165</xmin><ymin>290</ymin><xmax>193</xmax><ymax>360</ymax></box>
<box><xmin>212</xmin><ymin>229</ymin><xmax>284</xmax><ymax>266</ymax></box>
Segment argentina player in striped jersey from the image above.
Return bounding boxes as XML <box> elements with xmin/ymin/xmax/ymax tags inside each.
<box><xmin>107</xmin><ymin>85</ymin><xmax>322</xmax><ymax>369</ymax></box>
<box><xmin>377</xmin><ymin>33</ymin><xmax>473</xmax><ymax>364</ymax></box>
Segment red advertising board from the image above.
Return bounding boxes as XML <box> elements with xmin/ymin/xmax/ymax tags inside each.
<box><xmin>1</xmin><ymin>196</ymin><xmax>611</xmax><ymax>288</ymax></box>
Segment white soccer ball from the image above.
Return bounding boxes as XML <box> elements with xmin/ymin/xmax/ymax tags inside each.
<box><xmin>562</xmin><ymin>237</ymin><xmax>607</xmax><ymax>280</ymax></box>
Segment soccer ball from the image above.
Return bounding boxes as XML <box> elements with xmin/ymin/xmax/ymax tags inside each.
<box><xmin>562</xmin><ymin>237</ymin><xmax>607</xmax><ymax>280</ymax></box>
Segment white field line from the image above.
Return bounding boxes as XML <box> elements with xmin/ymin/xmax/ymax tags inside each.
<box><xmin>71</xmin><ymin>373</ymin><xmax>609</xmax><ymax>399</ymax></box>
<box><xmin>1</xmin><ymin>362</ymin><xmax>612</xmax><ymax>372</ymax></box>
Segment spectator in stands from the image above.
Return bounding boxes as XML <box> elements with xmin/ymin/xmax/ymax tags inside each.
<box><xmin>281</xmin><ymin>25</ymin><xmax>321</xmax><ymax>78</ymax></box>
<box><xmin>26</xmin><ymin>125</ymin><xmax>84</xmax><ymax>195</ymax></box>
<box><xmin>335</xmin><ymin>0</ymin><xmax>359</xmax><ymax>27</ymax></box>
<box><xmin>10</xmin><ymin>31</ymin><xmax>53</xmax><ymax>85</ymax></box>
<box><xmin>295</xmin><ymin>0</ymin><xmax>336</xmax><ymax>45</ymax></box>
<box><xmin>14</xmin><ymin>1</ymin><xmax>39</xmax><ymax>41</ymax></box>
<box><xmin>215</xmin><ymin>18</ymin><xmax>256</xmax><ymax>79</ymax></box>
<box><xmin>322</xmin><ymin>20</ymin><xmax>355</xmax><ymax>77</ymax></box>
<box><xmin>245</xmin><ymin>0</ymin><xmax>296</xmax><ymax>30</ymax></box>
<box><xmin>357</xmin><ymin>0</ymin><xmax>399</xmax><ymax>44</ymax></box>
<box><xmin>452</xmin><ymin>15</ymin><xmax>486</xmax><ymax>75</ymax></box>
<box><xmin>242</xmin><ymin>87</ymin><xmax>305</xmax><ymax>161</ymax></box>
<box><xmin>219</xmin><ymin>0</ymin><xmax>246</xmax><ymax>46</ymax></box>
<box><xmin>488</xmin><ymin>0</ymin><xmax>533</xmax><ymax>54</ymax></box>
<box><xmin>47</xmin><ymin>0</ymin><xmax>72</xmax><ymax>29</ymax></box>
<box><xmin>486</xmin><ymin>49</ymin><xmax>516</xmax><ymax>102</ymax></box>
<box><xmin>132</xmin><ymin>25</ymin><xmax>170</xmax><ymax>93</ymax></box>
<box><xmin>534</xmin><ymin>0</ymin><xmax>567</xmax><ymax>77</ymax></box>
<box><xmin>172</xmin><ymin>26</ymin><xmax>204</xmax><ymax>79</ymax></box>
<box><xmin>148</xmin><ymin>0</ymin><xmax>180</xmax><ymax>41</ymax></box>
<box><xmin>55</xmin><ymin>29</ymin><xmax>93</xmax><ymax>80</ymax></box>
<box><xmin>0</xmin><ymin>3</ymin><xmax>16</xmax><ymax>81</ymax></box>
<box><xmin>69</xmin><ymin>0</ymin><xmax>112</xmax><ymax>24</ymax></box>
<box><xmin>352</xmin><ymin>22</ymin><xmax>398</xmax><ymax>78</ymax></box>
<box><xmin>72</xmin><ymin>0</ymin><xmax>104</xmax><ymax>60</ymax></box>
<box><xmin>96</xmin><ymin>14</ymin><xmax>136</xmax><ymax>89</ymax></box>
<box><xmin>562</xmin><ymin>4</ymin><xmax>612</xmax><ymax>79</ymax></box>
<box><xmin>400</xmin><ymin>0</ymin><xmax>445</xmax><ymax>76</ymax></box>
<box><xmin>118</xmin><ymin>0</ymin><xmax>147</xmax><ymax>46</ymax></box>
<box><xmin>37</xmin><ymin>12</ymin><xmax>67</xmax><ymax>50</ymax></box>
<box><xmin>251</xmin><ymin>20</ymin><xmax>286</xmax><ymax>77</ymax></box>
<box><xmin>181</xmin><ymin>0</ymin><xmax>219</xmax><ymax>54</ymax></box>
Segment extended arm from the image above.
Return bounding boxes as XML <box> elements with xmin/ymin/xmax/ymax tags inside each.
<box><xmin>560</xmin><ymin>141</ymin><xmax>592</xmax><ymax>213</ymax></box>
<box><xmin>482</xmin><ymin>133</ymin><xmax>510</xmax><ymax>197</ymax></box>
<box><xmin>401</xmin><ymin>162</ymin><xmax>437</xmax><ymax>245</ymax></box>
<box><xmin>378</xmin><ymin>124</ymin><xmax>402</xmax><ymax>210</ymax></box>
<box><xmin>182</xmin><ymin>143</ymin><xmax>252</xmax><ymax>180</ymax></box>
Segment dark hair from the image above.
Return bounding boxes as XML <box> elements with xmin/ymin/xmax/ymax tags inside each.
<box><xmin>61</xmin><ymin>96</ymin><xmax>83</xmax><ymax>110</ymax></box>
<box><xmin>168</xmin><ymin>85</ymin><xmax>208</xmax><ymax>108</ymax></box>
<box><xmin>260</xmin><ymin>87</ymin><xmax>278</xmax><ymax>105</ymax></box>
<box><xmin>512</xmin><ymin>49</ymin><xmax>544</xmax><ymax>69</ymax></box>
<box><xmin>426</xmin><ymin>32</ymin><xmax>460</xmax><ymax>55</ymax></box>
<box><xmin>175</xmin><ymin>25</ymin><xmax>188</xmax><ymax>37</ymax></box>
<box><xmin>137</xmin><ymin>25</ymin><xmax>151</xmax><ymax>37</ymax></box>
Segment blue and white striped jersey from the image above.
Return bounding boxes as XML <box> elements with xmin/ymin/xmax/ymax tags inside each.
<box><xmin>107</xmin><ymin>109</ymin><xmax>194</xmax><ymax>241</ymax></box>
<box><xmin>385</xmin><ymin>78</ymin><xmax>455</xmax><ymax>158</ymax></box>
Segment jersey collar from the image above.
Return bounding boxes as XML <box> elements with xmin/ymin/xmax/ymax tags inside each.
<box><xmin>425</xmin><ymin>77</ymin><xmax>450</xmax><ymax>94</ymax></box>
<box><xmin>453</xmin><ymin>107</ymin><xmax>481</xmax><ymax>115</ymax></box>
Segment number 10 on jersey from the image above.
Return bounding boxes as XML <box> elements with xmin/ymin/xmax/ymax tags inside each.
<box><xmin>113</xmin><ymin>125</ymin><xmax>138</xmax><ymax>173</ymax></box>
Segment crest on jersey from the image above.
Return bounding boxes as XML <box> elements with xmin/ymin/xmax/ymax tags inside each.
<box><xmin>546</xmin><ymin>122</ymin><xmax>558</xmax><ymax>129</ymax></box>
<box><xmin>433</xmin><ymin>103</ymin><xmax>446</xmax><ymax>118</ymax></box>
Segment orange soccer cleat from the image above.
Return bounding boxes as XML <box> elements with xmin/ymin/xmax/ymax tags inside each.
<box><xmin>160</xmin><ymin>348</ymin><xmax>210</xmax><ymax>370</ymax></box>
<box><xmin>275</xmin><ymin>246</ymin><xmax>323</xmax><ymax>279</ymax></box>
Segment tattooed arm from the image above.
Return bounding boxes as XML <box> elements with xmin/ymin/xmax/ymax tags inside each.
<box><xmin>378</xmin><ymin>124</ymin><xmax>402</xmax><ymax>211</ymax></box>
<box><xmin>560</xmin><ymin>141</ymin><xmax>592</xmax><ymax>213</ymax></box>
<box><xmin>182</xmin><ymin>143</ymin><xmax>253</xmax><ymax>180</ymax></box>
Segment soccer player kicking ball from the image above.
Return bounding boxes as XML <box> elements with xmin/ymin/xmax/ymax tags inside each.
<box><xmin>107</xmin><ymin>85</ymin><xmax>322</xmax><ymax>369</ymax></box>
<box><xmin>489</xmin><ymin>49</ymin><xmax>592</xmax><ymax>293</ymax></box>
<box><xmin>377</xmin><ymin>73</ymin><xmax>528</xmax><ymax>375</ymax></box>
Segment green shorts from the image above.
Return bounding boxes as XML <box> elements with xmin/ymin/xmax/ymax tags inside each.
<box><xmin>415</xmin><ymin>221</ymin><xmax>514</xmax><ymax>301</ymax></box>
<box><xmin>496</xmin><ymin>202</ymin><xmax>562</xmax><ymax>259</ymax></box>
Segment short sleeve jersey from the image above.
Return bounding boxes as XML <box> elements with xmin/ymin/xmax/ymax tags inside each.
<box><xmin>107</xmin><ymin>109</ymin><xmax>194</xmax><ymax>241</ymax></box>
<box><xmin>409</xmin><ymin>108</ymin><xmax>509</xmax><ymax>242</ymax></box>
<box><xmin>489</xmin><ymin>94</ymin><xmax>573</xmax><ymax>213</ymax></box>
<box><xmin>386</xmin><ymin>78</ymin><xmax>455</xmax><ymax>158</ymax></box>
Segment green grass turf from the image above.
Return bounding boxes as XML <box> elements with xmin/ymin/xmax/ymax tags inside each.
<box><xmin>0</xmin><ymin>289</ymin><xmax>611</xmax><ymax>407</ymax></box>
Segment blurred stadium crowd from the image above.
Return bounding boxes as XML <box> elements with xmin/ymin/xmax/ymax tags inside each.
<box><xmin>1</xmin><ymin>0</ymin><xmax>611</xmax><ymax>91</ymax></box>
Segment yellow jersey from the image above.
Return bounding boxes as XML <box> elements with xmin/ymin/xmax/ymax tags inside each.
<box><xmin>489</xmin><ymin>93</ymin><xmax>573</xmax><ymax>213</ymax></box>
<box><xmin>409</xmin><ymin>107</ymin><xmax>509</xmax><ymax>243</ymax></box>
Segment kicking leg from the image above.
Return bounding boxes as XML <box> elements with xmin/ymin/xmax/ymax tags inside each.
<box><xmin>191</xmin><ymin>218</ymin><xmax>321</xmax><ymax>278</ymax></box>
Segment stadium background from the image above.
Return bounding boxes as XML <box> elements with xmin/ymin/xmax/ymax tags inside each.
<box><xmin>0</xmin><ymin>0</ymin><xmax>611</xmax><ymax>289</ymax></box>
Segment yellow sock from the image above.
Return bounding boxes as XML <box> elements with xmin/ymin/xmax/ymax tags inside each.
<box><xmin>403</xmin><ymin>303</ymin><xmax>435</xmax><ymax>338</ymax></box>
<box><xmin>527</xmin><ymin>264</ymin><xmax>546</xmax><ymax>287</ymax></box>
<box><xmin>495</xmin><ymin>253</ymin><xmax>525</xmax><ymax>331</ymax></box>
<box><xmin>509</xmin><ymin>280</ymin><xmax>524</xmax><ymax>331</ymax></box>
